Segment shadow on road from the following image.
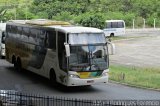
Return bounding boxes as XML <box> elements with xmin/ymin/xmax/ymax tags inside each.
<box><xmin>6</xmin><ymin>67</ymin><xmax>100</xmax><ymax>93</ymax></box>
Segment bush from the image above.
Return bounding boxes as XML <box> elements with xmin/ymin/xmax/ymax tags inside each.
<box><xmin>74</xmin><ymin>12</ymin><xmax>105</xmax><ymax>29</ymax></box>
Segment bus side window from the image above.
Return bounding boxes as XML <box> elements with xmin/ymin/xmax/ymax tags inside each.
<box><xmin>118</xmin><ymin>22</ymin><xmax>124</xmax><ymax>28</ymax></box>
<box><xmin>46</xmin><ymin>30</ymin><xmax>56</xmax><ymax>50</ymax></box>
<box><xmin>17</xmin><ymin>27</ymin><xmax>22</xmax><ymax>37</ymax></box>
<box><xmin>30</xmin><ymin>29</ymin><xmax>38</xmax><ymax>44</ymax></box>
<box><xmin>44</xmin><ymin>32</ymin><xmax>48</xmax><ymax>47</ymax></box>
<box><xmin>11</xmin><ymin>25</ymin><xmax>16</xmax><ymax>34</ymax></box>
<box><xmin>6</xmin><ymin>25</ymin><xmax>11</xmax><ymax>36</ymax></box>
<box><xmin>107</xmin><ymin>22</ymin><xmax>111</xmax><ymax>28</ymax></box>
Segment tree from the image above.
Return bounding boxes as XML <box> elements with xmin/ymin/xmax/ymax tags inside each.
<box><xmin>74</xmin><ymin>12</ymin><xmax>105</xmax><ymax>29</ymax></box>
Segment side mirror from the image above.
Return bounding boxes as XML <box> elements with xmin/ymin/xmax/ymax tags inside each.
<box><xmin>1</xmin><ymin>31</ymin><xmax>5</xmax><ymax>44</ymax></box>
<box><xmin>107</xmin><ymin>41</ymin><xmax>115</xmax><ymax>55</ymax></box>
<box><xmin>109</xmin><ymin>42</ymin><xmax>115</xmax><ymax>55</ymax></box>
<box><xmin>64</xmin><ymin>43</ymin><xmax>70</xmax><ymax>57</ymax></box>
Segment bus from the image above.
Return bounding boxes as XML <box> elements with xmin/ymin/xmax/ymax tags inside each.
<box><xmin>0</xmin><ymin>31</ymin><xmax>6</xmax><ymax>58</ymax></box>
<box><xmin>0</xmin><ymin>23</ymin><xmax>6</xmax><ymax>58</ymax></box>
<box><xmin>5</xmin><ymin>19</ymin><xmax>114</xmax><ymax>86</ymax></box>
<box><xmin>103</xmin><ymin>20</ymin><xmax>125</xmax><ymax>37</ymax></box>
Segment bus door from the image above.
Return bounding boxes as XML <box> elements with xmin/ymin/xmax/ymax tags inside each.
<box><xmin>57</xmin><ymin>31</ymin><xmax>67</xmax><ymax>71</ymax></box>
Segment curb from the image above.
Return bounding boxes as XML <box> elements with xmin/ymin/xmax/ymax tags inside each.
<box><xmin>112</xmin><ymin>36</ymin><xmax>152</xmax><ymax>42</ymax></box>
<box><xmin>109</xmin><ymin>80</ymin><xmax>160</xmax><ymax>92</ymax></box>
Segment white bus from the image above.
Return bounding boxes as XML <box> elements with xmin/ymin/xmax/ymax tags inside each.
<box><xmin>0</xmin><ymin>31</ymin><xmax>6</xmax><ymax>58</ymax></box>
<box><xmin>103</xmin><ymin>20</ymin><xmax>125</xmax><ymax>37</ymax></box>
<box><xmin>0</xmin><ymin>23</ymin><xmax>6</xmax><ymax>58</ymax></box>
<box><xmin>5</xmin><ymin>19</ymin><xmax>114</xmax><ymax>86</ymax></box>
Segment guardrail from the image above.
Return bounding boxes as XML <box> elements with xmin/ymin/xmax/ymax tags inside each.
<box><xmin>0</xmin><ymin>90</ymin><xmax>159</xmax><ymax>106</ymax></box>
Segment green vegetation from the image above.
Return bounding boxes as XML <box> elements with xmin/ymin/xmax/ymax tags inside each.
<box><xmin>0</xmin><ymin>0</ymin><xmax>160</xmax><ymax>28</ymax></box>
<box><xmin>109</xmin><ymin>65</ymin><xmax>160</xmax><ymax>89</ymax></box>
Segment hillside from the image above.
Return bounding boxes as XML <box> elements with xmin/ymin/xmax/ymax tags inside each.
<box><xmin>0</xmin><ymin>0</ymin><xmax>160</xmax><ymax>28</ymax></box>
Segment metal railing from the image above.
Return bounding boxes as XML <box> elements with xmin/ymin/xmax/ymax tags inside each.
<box><xmin>0</xmin><ymin>90</ymin><xmax>159</xmax><ymax>106</ymax></box>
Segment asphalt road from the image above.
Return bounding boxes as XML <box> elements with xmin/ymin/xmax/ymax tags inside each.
<box><xmin>0</xmin><ymin>60</ymin><xmax>160</xmax><ymax>100</ymax></box>
<box><xmin>110</xmin><ymin>36</ymin><xmax>160</xmax><ymax>67</ymax></box>
<box><xmin>110</xmin><ymin>28</ymin><xmax>160</xmax><ymax>68</ymax></box>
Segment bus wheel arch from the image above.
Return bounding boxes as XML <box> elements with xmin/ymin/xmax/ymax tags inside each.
<box><xmin>16</xmin><ymin>57</ymin><xmax>22</xmax><ymax>71</ymax></box>
<box><xmin>12</xmin><ymin>55</ymin><xmax>16</xmax><ymax>64</ymax></box>
<box><xmin>49</xmin><ymin>68</ymin><xmax>57</xmax><ymax>85</ymax></box>
<box><xmin>110</xmin><ymin>33</ymin><xmax>114</xmax><ymax>37</ymax></box>
<box><xmin>12</xmin><ymin>55</ymin><xmax>17</xmax><ymax>70</ymax></box>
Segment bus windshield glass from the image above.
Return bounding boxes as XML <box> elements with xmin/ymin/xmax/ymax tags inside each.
<box><xmin>68</xmin><ymin>33</ymin><xmax>108</xmax><ymax>71</ymax></box>
<box><xmin>69</xmin><ymin>33</ymin><xmax>106</xmax><ymax>45</ymax></box>
<box><xmin>69</xmin><ymin>45</ymin><xmax>108</xmax><ymax>71</ymax></box>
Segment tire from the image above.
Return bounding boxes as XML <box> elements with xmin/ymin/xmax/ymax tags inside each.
<box><xmin>110</xmin><ymin>33</ymin><xmax>114</xmax><ymax>37</ymax></box>
<box><xmin>1</xmin><ymin>56</ymin><xmax>5</xmax><ymax>59</ymax></box>
<box><xmin>50</xmin><ymin>69</ymin><xmax>57</xmax><ymax>86</ymax></box>
<box><xmin>14</xmin><ymin>60</ymin><xmax>18</xmax><ymax>70</ymax></box>
<box><xmin>17</xmin><ymin>58</ymin><xmax>22</xmax><ymax>72</ymax></box>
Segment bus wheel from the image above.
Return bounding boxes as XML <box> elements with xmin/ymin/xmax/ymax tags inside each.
<box><xmin>50</xmin><ymin>69</ymin><xmax>57</xmax><ymax>86</ymax></box>
<box><xmin>110</xmin><ymin>33</ymin><xmax>114</xmax><ymax>37</ymax></box>
<box><xmin>13</xmin><ymin>57</ymin><xmax>17</xmax><ymax>70</ymax></box>
<box><xmin>14</xmin><ymin>61</ymin><xmax>18</xmax><ymax>70</ymax></box>
<box><xmin>17</xmin><ymin>58</ymin><xmax>22</xmax><ymax>72</ymax></box>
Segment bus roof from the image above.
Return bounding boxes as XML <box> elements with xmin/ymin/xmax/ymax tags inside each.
<box><xmin>105</xmin><ymin>20</ymin><xmax>125</xmax><ymax>22</ymax></box>
<box><xmin>7</xmin><ymin>19</ymin><xmax>103</xmax><ymax>34</ymax></box>
<box><xmin>8</xmin><ymin>19</ymin><xmax>71</xmax><ymax>26</ymax></box>
<box><xmin>49</xmin><ymin>26</ymin><xmax>103</xmax><ymax>34</ymax></box>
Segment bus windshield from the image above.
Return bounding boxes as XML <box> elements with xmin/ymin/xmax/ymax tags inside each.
<box><xmin>68</xmin><ymin>33</ymin><xmax>108</xmax><ymax>71</ymax></box>
<box><xmin>69</xmin><ymin>45</ymin><xmax>108</xmax><ymax>71</ymax></box>
<box><xmin>69</xmin><ymin>33</ymin><xmax>106</xmax><ymax>45</ymax></box>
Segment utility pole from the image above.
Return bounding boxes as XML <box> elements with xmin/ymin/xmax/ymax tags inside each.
<box><xmin>154</xmin><ymin>18</ymin><xmax>156</xmax><ymax>29</ymax></box>
<box><xmin>132</xmin><ymin>19</ymin><xmax>135</xmax><ymax>29</ymax></box>
<box><xmin>143</xmin><ymin>18</ymin><xmax>145</xmax><ymax>29</ymax></box>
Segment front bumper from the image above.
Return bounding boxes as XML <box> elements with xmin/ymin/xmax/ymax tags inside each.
<box><xmin>67</xmin><ymin>75</ymin><xmax>108</xmax><ymax>86</ymax></box>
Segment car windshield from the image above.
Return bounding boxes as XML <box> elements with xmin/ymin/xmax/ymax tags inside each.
<box><xmin>69</xmin><ymin>45</ymin><xmax>109</xmax><ymax>71</ymax></box>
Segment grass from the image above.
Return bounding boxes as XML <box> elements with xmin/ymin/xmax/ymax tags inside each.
<box><xmin>109</xmin><ymin>65</ymin><xmax>160</xmax><ymax>89</ymax></box>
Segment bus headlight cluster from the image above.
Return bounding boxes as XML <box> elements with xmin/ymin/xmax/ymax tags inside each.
<box><xmin>102</xmin><ymin>72</ymin><xmax>108</xmax><ymax>76</ymax></box>
<box><xmin>102</xmin><ymin>69</ymin><xmax>109</xmax><ymax>76</ymax></box>
<box><xmin>69</xmin><ymin>74</ymin><xmax>79</xmax><ymax>78</ymax></box>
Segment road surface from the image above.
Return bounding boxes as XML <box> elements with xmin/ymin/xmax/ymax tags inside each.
<box><xmin>110</xmin><ymin>28</ymin><xmax>160</xmax><ymax>68</ymax></box>
<box><xmin>0</xmin><ymin>60</ymin><xmax>160</xmax><ymax>100</ymax></box>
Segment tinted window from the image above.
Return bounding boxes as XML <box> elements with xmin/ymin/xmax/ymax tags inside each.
<box><xmin>17</xmin><ymin>27</ymin><xmax>22</xmax><ymax>35</ymax></box>
<box><xmin>106</xmin><ymin>22</ymin><xmax>111</xmax><ymax>28</ymax></box>
<box><xmin>106</xmin><ymin>22</ymin><xmax>124</xmax><ymax>28</ymax></box>
<box><xmin>23</xmin><ymin>27</ymin><xmax>30</xmax><ymax>37</ymax></box>
<box><xmin>118</xmin><ymin>22</ymin><xmax>124</xmax><ymax>28</ymax></box>
<box><xmin>11</xmin><ymin>25</ymin><xmax>17</xmax><ymax>34</ymax></box>
<box><xmin>112</xmin><ymin>22</ymin><xmax>118</xmax><ymax>28</ymax></box>
<box><xmin>46</xmin><ymin>30</ymin><xmax>56</xmax><ymax>50</ymax></box>
<box><xmin>58</xmin><ymin>31</ymin><xmax>66</xmax><ymax>70</ymax></box>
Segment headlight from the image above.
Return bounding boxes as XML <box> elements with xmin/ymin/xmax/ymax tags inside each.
<box><xmin>69</xmin><ymin>74</ymin><xmax>79</xmax><ymax>78</ymax></box>
<box><xmin>102</xmin><ymin>69</ymin><xmax>109</xmax><ymax>76</ymax></box>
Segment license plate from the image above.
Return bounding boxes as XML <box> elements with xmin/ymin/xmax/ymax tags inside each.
<box><xmin>87</xmin><ymin>80</ymin><xmax>94</xmax><ymax>83</ymax></box>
